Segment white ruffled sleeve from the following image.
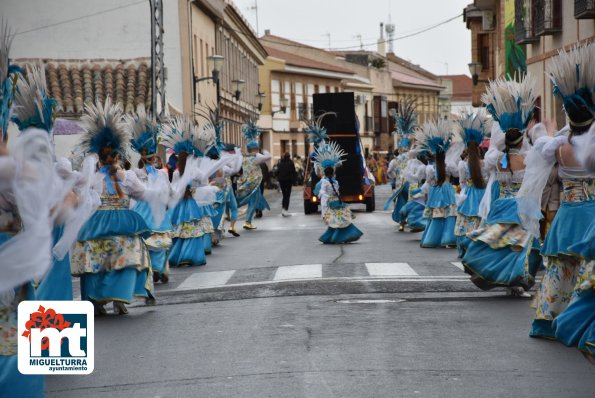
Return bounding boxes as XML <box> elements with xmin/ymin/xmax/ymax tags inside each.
<box><xmin>254</xmin><ymin>150</ymin><xmax>272</xmax><ymax>165</ymax></box>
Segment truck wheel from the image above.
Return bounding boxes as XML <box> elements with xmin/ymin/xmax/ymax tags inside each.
<box><xmin>365</xmin><ymin>195</ymin><xmax>375</xmax><ymax>212</ymax></box>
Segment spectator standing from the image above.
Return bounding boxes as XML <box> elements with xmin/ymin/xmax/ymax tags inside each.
<box><xmin>277</xmin><ymin>152</ymin><xmax>297</xmax><ymax>216</ymax></box>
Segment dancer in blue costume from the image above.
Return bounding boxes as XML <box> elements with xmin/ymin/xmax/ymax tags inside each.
<box><xmin>552</xmin><ymin>127</ymin><xmax>595</xmax><ymax>358</ymax></box>
<box><xmin>210</xmin><ymin>149</ymin><xmax>242</xmax><ymax>240</ymax></box>
<box><xmin>415</xmin><ymin>119</ymin><xmax>458</xmax><ymax>248</ymax></box>
<box><xmin>0</xmin><ymin>33</ymin><xmax>50</xmax><ymax>395</ymax></box>
<box><xmin>71</xmin><ymin>98</ymin><xmax>158</xmax><ymax>315</ymax></box>
<box><xmin>529</xmin><ymin>43</ymin><xmax>595</xmax><ymax>339</ymax></box>
<box><xmin>127</xmin><ymin>110</ymin><xmax>173</xmax><ymax>283</ymax></box>
<box><xmin>10</xmin><ymin>64</ymin><xmax>78</xmax><ymax>302</ymax></box>
<box><xmin>454</xmin><ymin>109</ymin><xmax>493</xmax><ymax>258</ymax></box>
<box><xmin>161</xmin><ymin>116</ymin><xmax>231</xmax><ymax>266</ymax></box>
<box><xmin>397</xmin><ymin>152</ymin><xmax>429</xmax><ymax>232</ymax></box>
<box><xmin>462</xmin><ymin>75</ymin><xmax>541</xmax><ymax>297</ymax></box>
<box><xmin>315</xmin><ymin>142</ymin><xmax>363</xmax><ymax>244</ymax></box>
<box><xmin>237</xmin><ymin>119</ymin><xmax>271</xmax><ymax>230</ymax></box>
<box><xmin>200</xmin><ymin>107</ymin><xmax>243</xmax><ymax>240</ymax></box>
<box><xmin>385</xmin><ymin>99</ymin><xmax>417</xmax><ymax>228</ymax></box>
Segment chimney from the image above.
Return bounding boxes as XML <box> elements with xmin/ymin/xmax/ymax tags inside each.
<box><xmin>377</xmin><ymin>22</ymin><xmax>386</xmax><ymax>56</ymax></box>
<box><xmin>264</xmin><ymin>29</ymin><xmax>271</xmax><ymax>36</ymax></box>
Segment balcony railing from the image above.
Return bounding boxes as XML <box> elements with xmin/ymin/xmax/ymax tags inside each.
<box><xmin>515</xmin><ymin>0</ymin><xmax>540</xmax><ymax>44</ymax></box>
<box><xmin>534</xmin><ymin>0</ymin><xmax>562</xmax><ymax>36</ymax></box>
<box><xmin>575</xmin><ymin>0</ymin><xmax>595</xmax><ymax>19</ymax></box>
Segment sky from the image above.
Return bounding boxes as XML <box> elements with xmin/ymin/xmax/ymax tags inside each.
<box><xmin>233</xmin><ymin>0</ymin><xmax>473</xmax><ymax>76</ymax></box>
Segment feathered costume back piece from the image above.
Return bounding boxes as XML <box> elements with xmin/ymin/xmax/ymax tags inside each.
<box><xmin>415</xmin><ymin>119</ymin><xmax>453</xmax><ymax>155</ymax></box>
<box><xmin>160</xmin><ymin>116</ymin><xmax>215</xmax><ymax>157</ymax></box>
<box><xmin>197</xmin><ymin>106</ymin><xmax>225</xmax><ymax>157</ymax></box>
<box><xmin>456</xmin><ymin>108</ymin><xmax>491</xmax><ymax>146</ymax></box>
<box><xmin>79</xmin><ymin>97</ymin><xmax>129</xmax><ymax>155</ymax></box>
<box><xmin>314</xmin><ymin>141</ymin><xmax>346</xmax><ymax>170</ymax></box>
<box><xmin>241</xmin><ymin>118</ymin><xmax>261</xmax><ymax>150</ymax></box>
<box><xmin>125</xmin><ymin>108</ymin><xmax>159</xmax><ymax>156</ymax></box>
<box><xmin>547</xmin><ymin>42</ymin><xmax>595</xmax><ymax>114</ymax></box>
<box><xmin>12</xmin><ymin>64</ymin><xmax>58</xmax><ymax>133</ymax></box>
<box><xmin>0</xmin><ymin>21</ymin><xmax>23</xmax><ymax>140</ymax></box>
<box><xmin>394</xmin><ymin>98</ymin><xmax>417</xmax><ymax>148</ymax></box>
<box><xmin>481</xmin><ymin>74</ymin><xmax>537</xmax><ymax>132</ymax></box>
<box><xmin>304</xmin><ymin>111</ymin><xmax>335</xmax><ymax>147</ymax></box>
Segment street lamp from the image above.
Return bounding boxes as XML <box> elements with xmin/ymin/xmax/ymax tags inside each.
<box><xmin>232</xmin><ymin>79</ymin><xmax>245</xmax><ymax>101</ymax></box>
<box><xmin>468</xmin><ymin>62</ymin><xmax>482</xmax><ymax>86</ymax></box>
<box><xmin>272</xmin><ymin>97</ymin><xmax>289</xmax><ymax>116</ymax></box>
<box><xmin>256</xmin><ymin>90</ymin><xmax>266</xmax><ymax>111</ymax></box>
<box><xmin>194</xmin><ymin>54</ymin><xmax>225</xmax><ymax>105</ymax></box>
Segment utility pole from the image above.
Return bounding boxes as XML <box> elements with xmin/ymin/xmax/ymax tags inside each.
<box><xmin>150</xmin><ymin>0</ymin><xmax>166</xmax><ymax>122</ymax></box>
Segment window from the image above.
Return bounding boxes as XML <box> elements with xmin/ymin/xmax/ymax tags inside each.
<box><xmin>478</xmin><ymin>34</ymin><xmax>490</xmax><ymax>71</ymax></box>
<box><xmin>200</xmin><ymin>39</ymin><xmax>204</xmax><ymax>77</ymax></box>
<box><xmin>534</xmin><ymin>0</ymin><xmax>562</xmax><ymax>35</ymax></box>
<box><xmin>280</xmin><ymin>140</ymin><xmax>289</xmax><ymax>154</ymax></box>
<box><xmin>297</xmin><ymin>103</ymin><xmax>306</xmax><ymax>119</ymax></box>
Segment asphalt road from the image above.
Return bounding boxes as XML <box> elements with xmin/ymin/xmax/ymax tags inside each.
<box><xmin>48</xmin><ymin>185</ymin><xmax>594</xmax><ymax>397</ymax></box>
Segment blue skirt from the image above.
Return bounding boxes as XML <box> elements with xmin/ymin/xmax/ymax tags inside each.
<box><xmin>169</xmin><ymin>236</ymin><xmax>206</xmax><ymax>267</ymax></box>
<box><xmin>319</xmin><ymin>224</ymin><xmax>363</xmax><ymax>244</ymax></box>
<box><xmin>170</xmin><ymin>198</ymin><xmax>211</xmax><ymax>225</ymax></box>
<box><xmin>204</xmin><ymin>234</ymin><xmax>212</xmax><ymax>254</ymax></box>
<box><xmin>37</xmin><ymin>225</ymin><xmax>73</xmax><ymax>301</ymax></box>
<box><xmin>246</xmin><ymin>189</ymin><xmax>269</xmax><ymax>222</ymax></box>
<box><xmin>399</xmin><ymin>201</ymin><xmax>426</xmax><ymax>230</ymax></box>
<box><xmin>132</xmin><ymin>200</ymin><xmax>173</xmax><ymax>232</ymax></box>
<box><xmin>0</xmin><ymin>356</ymin><xmax>44</xmax><ymax>398</ymax></box>
<box><xmin>421</xmin><ymin>217</ymin><xmax>456</xmax><ymax>247</ymax></box>
<box><xmin>463</xmin><ymin>198</ymin><xmax>542</xmax><ymax>290</ymax></box>
<box><xmin>80</xmin><ymin>268</ymin><xmax>153</xmax><ymax>303</ymax></box>
<box><xmin>392</xmin><ymin>181</ymin><xmax>409</xmax><ymax>223</ymax></box>
<box><xmin>149</xmin><ymin>250</ymin><xmax>167</xmax><ymax>274</ymax></box>
<box><xmin>78</xmin><ymin>208</ymin><xmax>149</xmax><ymax>240</ymax></box>
<box><xmin>457</xmin><ymin>185</ymin><xmax>486</xmax><ymax>216</ymax></box>
<box><xmin>542</xmin><ymin>200</ymin><xmax>595</xmax><ymax>257</ymax></box>
<box><xmin>553</xmin><ymin>289</ymin><xmax>595</xmax><ymax>349</ymax></box>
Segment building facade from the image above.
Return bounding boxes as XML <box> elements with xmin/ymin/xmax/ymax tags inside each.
<box><xmin>181</xmin><ymin>0</ymin><xmax>267</xmax><ymax>146</ymax></box>
<box><xmin>464</xmin><ymin>0</ymin><xmax>594</xmax><ymax>122</ymax></box>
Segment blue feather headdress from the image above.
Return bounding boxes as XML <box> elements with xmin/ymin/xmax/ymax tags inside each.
<box><xmin>241</xmin><ymin>118</ymin><xmax>261</xmax><ymax>150</ymax></box>
<box><xmin>160</xmin><ymin>116</ymin><xmax>215</xmax><ymax>157</ymax></box>
<box><xmin>547</xmin><ymin>43</ymin><xmax>595</xmax><ymax>117</ymax></box>
<box><xmin>304</xmin><ymin>111</ymin><xmax>335</xmax><ymax>147</ymax></box>
<box><xmin>394</xmin><ymin>98</ymin><xmax>417</xmax><ymax>148</ymax></box>
<box><xmin>415</xmin><ymin>119</ymin><xmax>453</xmax><ymax>155</ymax></box>
<box><xmin>313</xmin><ymin>141</ymin><xmax>346</xmax><ymax>170</ymax></box>
<box><xmin>0</xmin><ymin>21</ymin><xmax>23</xmax><ymax>140</ymax></box>
<box><xmin>197</xmin><ymin>106</ymin><xmax>225</xmax><ymax>157</ymax></box>
<box><xmin>12</xmin><ymin>64</ymin><xmax>58</xmax><ymax>134</ymax></box>
<box><xmin>79</xmin><ymin>97</ymin><xmax>130</xmax><ymax>155</ymax></box>
<box><xmin>125</xmin><ymin>109</ymin><xmax>159</xmax><ymax>156</ymax></box>
<box><xmin>456</xmin><ymin>108</ymin><xmax>491</xmax><ymax>146</ymax></box>
<box><xmin>481</xmin><ymin>75</ymin><xmax>537</xmax><ymax>133</ymax></box>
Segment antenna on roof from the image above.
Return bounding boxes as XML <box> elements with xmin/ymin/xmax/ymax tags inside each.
<box><xmin>386</xmin><ymin>0</ymin><xmax>395</xmax><ymax>53</ymax></box>
<box><xmin>324</xmin><ymin>32</ymin><xmax>331</xmax><ymax>50</ymax></box>
<box><xmin>248</xmin><ymin>0</ymin><xmax>260</xmax><ymax>36</ymax></box>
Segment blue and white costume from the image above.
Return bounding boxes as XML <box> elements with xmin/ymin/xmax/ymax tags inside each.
<box><xmin>462</xmin><ymin>76</ymin><xmax>541</xmax><ymax>295</ymax></box>
<box><xmin>315</xmin><ymin>142</ymin><xmax>363</xmax><ymax>244</ymax></box>
<box><xmin>126</xmin><ymin>111</ymin><xmax>172</xmax><ymax>282</ymax></box>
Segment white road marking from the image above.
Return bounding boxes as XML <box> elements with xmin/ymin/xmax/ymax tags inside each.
<box><xmin>365</xmin><ymin>262</ymin><xmax>418</xmax><ymax>277</ymax></box>
<box><xmin>451</xmin><ymin>262</ymin><xmax>465</xmax><ymax>271</ymax></box>
<box><xmin>177</xmin><ymin>270</ymin><xmax>236</xmax><ymax>290</ymax></box>
<box><xmin>273</xmin><ymin>264</ymin><xmax>323</xmax><ymax>281</ymax></box>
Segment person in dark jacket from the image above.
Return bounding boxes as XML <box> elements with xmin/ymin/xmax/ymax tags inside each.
<box><xmin>277</xmin><ymin>152</ymin><xmax>297</xmax><ymax>216</ymax></box>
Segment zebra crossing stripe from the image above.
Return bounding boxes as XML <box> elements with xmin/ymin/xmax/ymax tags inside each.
<box><xmin>274</xmin><ymin>264</ymin><xmax>323</xmax><ymax>281</ymax></box>
<box><xmin>365</xmin><ymin>263</ymin><xmax>418</xmax><ymax>277</ymax></box>
<box><xmin>177</xmin><ymin>270</ymin><xmax>236</xmax><ymax>290</ymax></box>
